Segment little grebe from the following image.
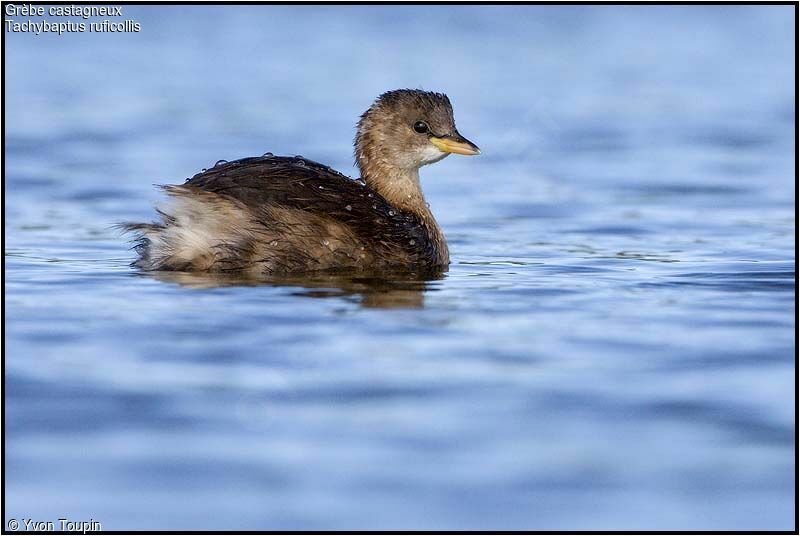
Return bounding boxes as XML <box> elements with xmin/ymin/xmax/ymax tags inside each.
<box><xmin>124</xmin><ymin>89</ymin><xmax>480</xmax><ymax>273</ymax></box>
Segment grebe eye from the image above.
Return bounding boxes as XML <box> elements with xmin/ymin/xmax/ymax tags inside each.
<box><xmin>413</xmin><ymin>121</ymin><xmax>429</xmax><ymax>134</ymax></box>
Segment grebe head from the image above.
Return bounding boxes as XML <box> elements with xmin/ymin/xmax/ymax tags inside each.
<box><xmin>355</xmin><ymin>89</ymin><xmax>480</xmax><ymax>174</ymax></box>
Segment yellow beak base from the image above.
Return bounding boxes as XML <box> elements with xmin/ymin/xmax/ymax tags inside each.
<box><xmin>430</xmin><ymin>136</ymin><xmax>481</xmax><ymax>156</ymax></box>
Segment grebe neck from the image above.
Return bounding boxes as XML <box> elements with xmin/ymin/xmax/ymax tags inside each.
<box><xmin>360</xmin><ymin>163</ymin><xmax>433</xmax><ymax>222</ymax></box>
<box><xmin>359</xmin><ymin>161</ymin><xmax>448</xmax><ymax>265</ymax></box>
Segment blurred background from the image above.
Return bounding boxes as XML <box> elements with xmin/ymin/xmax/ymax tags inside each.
<box><xmin>4</xmin><ymin>5</ymin><xmax>796</xmax><ymax>530</ymax></box>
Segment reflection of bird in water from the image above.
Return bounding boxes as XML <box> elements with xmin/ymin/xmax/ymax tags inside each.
<box><xmin>146</xmin><ymin>270</ymin><xmax>443</xmax><ymax>309</ymax></box>
<box><xmin>123</xmin><ymin>89</ymin><xmax>479</xmax><ymax>274</ymax></box>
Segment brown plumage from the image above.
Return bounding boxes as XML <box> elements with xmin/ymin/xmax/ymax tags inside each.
<box><xmin>122</xmin><ymin>89</ymin><xmax>480</xmax><ymax>274</ymax></box>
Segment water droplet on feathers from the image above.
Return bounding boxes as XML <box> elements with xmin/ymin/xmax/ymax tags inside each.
<box><xmin>262</xmin><ymin>152</ymin><xmax>274</xmax><ymax>157</ymax></box>
<box><xmin>345</xmin><ymin>205</ymin><xmax>352</xmax><ymax>211</ymax></box>
<box><xmin>214</xmin><ymin>159</ymin><xmax>227</xmax><ymax>166</ymax></box>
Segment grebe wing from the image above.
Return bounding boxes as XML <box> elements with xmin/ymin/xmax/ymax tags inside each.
<box><xmin>185</xmin><ymin>156</ymin><xmax>354</xmax><ymax>207</ymax></box>
<box><xmin>183</xmin><ymin>155</ymin><xmax>436</xmax><ymax>262</ymax></box>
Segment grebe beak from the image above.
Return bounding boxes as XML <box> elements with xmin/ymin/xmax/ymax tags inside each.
<box><xmin>430</xmin><ymin>132</ymin><xmax>481</xmax><ymax>156</ymax></box>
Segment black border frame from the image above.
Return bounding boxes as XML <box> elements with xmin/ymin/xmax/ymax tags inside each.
<box><xmin>1</xmin><ymin>1</ymin><xmax>797</xmax><ymax>534</ymax></box>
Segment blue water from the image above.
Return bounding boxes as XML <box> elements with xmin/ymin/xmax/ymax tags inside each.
<box><xmin>4</xmin><ymin>5</ymin><xmax>796</xmax><ymax>531</ymax></box>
